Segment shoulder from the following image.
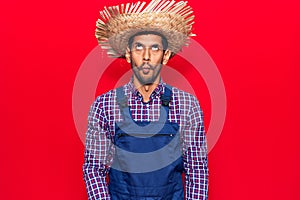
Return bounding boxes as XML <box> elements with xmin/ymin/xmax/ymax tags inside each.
<box><xmin>171</xmin><ymin>86</ymin><xmax>200</xmax><ymax>106</ymax></box>
<box><xmin>94</xmin><ymin>89</ymin><xmax>116</xmax><ymax>104</ymax></box>
<box><xmin>90</xmin><ymin>89</ymin><xmax>117</xmax><ymax>113</ymax></box>
<box><xmin>170</xmin><ymin>86</ymin><xmax>204</xmax><ymax>123</ymax></box>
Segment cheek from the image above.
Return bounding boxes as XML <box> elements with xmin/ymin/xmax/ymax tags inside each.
<box><xmin>131</xmin><ymin>54</ymin><xmax>143</xmax><ymax>65</ymax></box>
<box><xmin>152</xmin><ymin>54</ymin><xmax>164</xmax><ymax>64</ymax></box>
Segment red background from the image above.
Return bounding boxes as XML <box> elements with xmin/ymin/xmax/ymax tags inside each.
<box><xmin>1</xmin><ymin>0</ymin><xmax>299</xmax><ymax>199</ymax></box>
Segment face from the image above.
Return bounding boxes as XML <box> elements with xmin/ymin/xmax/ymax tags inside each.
<box><xmin>125</xmin><ymin>34</ymin><xmax>171</xmax><ymax>86</ymax></box>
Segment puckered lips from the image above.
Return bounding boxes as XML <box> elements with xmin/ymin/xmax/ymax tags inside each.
<box><xmin>138</xmin><ymin>63</ymin><xmax>156</xmax><ymax>75</ymax></box>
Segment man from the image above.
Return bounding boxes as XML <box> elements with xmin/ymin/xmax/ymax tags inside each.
<box><xmin>83</xmin><ymin>0</ymin><xmax>208</xmax><ymax>199</ymax></box>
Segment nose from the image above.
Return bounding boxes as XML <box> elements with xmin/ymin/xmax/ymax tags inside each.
<box><xmin>143</xmin><ymin>47</ymin><xmax>150</xmax><ymax>61</ymax></box>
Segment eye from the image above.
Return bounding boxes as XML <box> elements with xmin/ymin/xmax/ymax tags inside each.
<box><xmin>135</xmin><ymin>43</ymin><xmax>144</xmax><ymax>51</ymax></box>
<box><xmin>151</xmin><ymin>45</ymin><xmax>160</xmax><ymax>51</ymax></box>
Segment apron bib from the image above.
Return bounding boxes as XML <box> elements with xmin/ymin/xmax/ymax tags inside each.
<box><xmin>109</xmin><ymin>86</ymin><xmax>184</xmax><ymax>200</ymax></box>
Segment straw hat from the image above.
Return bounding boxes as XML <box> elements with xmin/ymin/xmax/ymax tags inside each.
<box><xmin>95</xmin><ymin>0</ymin><xmax>195</xmax><ymax>57</ymax></box>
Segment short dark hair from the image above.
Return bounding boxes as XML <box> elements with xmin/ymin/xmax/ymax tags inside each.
<box><xmin>128</xmin><ymin>31</ymin><xmax>168</xmax><ymax>50</ymax></box>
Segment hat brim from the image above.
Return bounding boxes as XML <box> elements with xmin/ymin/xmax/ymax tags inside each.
<box><xmin>95</xmin><ymin>2</ymin><xmax>195</xmax><ymax>57</ymax></box>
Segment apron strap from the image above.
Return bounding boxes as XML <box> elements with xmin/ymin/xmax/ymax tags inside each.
<box><xmin>116</xmin><ymin>86</ymin><xmax>129</xmax><ymax>120</ymax></box>
<box><xmin>160</xmin><ymin>84</ymin><xmax>172</xmax><ymax>107</ymax></box>
<box><xmin>116</xmin><ymin>86</ymin><xmax>128</xmax><ymax>108</ymax></box>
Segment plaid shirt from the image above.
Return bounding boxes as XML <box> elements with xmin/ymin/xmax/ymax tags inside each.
<box><xmin>83</xmin><ymin>81</ymin><xmax>208</xmax><ymax>200</ymax></box>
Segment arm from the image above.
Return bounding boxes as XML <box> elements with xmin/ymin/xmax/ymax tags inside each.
<box><xmin>83</xmin><ymin>98</ymin><xmax>113</xmax><ymax>200</ymax></box>
<box><xmin>183</xmin><ymin>99</ymin><xmax>209</xmax><ymax>200</ymax></box>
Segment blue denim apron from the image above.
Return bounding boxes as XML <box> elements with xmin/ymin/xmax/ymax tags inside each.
<box><xmin>108</xmin><ymin>86</ymin><xmax>184</xmax><ymax>200</ymax></box>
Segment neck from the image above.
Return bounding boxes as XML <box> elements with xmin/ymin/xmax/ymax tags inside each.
<box><xmin>133</xmin><ymin>77</ymin><xmax>160</xmax><ymax>103</ymax></box>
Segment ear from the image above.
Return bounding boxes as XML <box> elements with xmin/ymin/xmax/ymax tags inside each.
<box><xmin>162</xmin><ymin>49</ymin><xmax>171</xmax><ymax>65</ymax></box>
<box><xmin>125</xmin><ymin>47</ymin><xmax>131</xmax><ymax>63</ymax></box>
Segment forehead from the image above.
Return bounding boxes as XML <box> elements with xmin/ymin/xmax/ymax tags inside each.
<box><xmin>132</xmin><ymin>34</ymin><xmax>163</xmax><ymax>45</ymax></box>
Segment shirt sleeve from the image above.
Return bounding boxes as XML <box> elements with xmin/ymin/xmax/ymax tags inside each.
<box><xmin>83</xmin><ymin>98</ymin><xmax>113</xmax><ymax>200</ymax></box>
<box><xmin>183</xmin><ymin>98</ymin><xmax>209</xmax><ymax>200</ymax></box>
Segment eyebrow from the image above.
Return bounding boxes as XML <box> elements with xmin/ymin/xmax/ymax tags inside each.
<box><xmin>133</xmin><ymin>42</ymin><xmax>161</xmax><ymax>47</ymax></box>
<box><xmin>133</xmin><ymin>42</ymin><xmax>143</xmax><ymax>46</ymax></box>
